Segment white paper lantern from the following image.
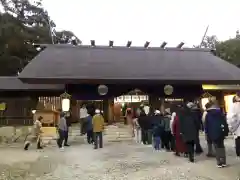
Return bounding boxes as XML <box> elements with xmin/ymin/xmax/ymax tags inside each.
<box><xmin>98</xmin><ymin>85</ymin><xmax>108</xmax><ymax>95</ymax></box>
<box><xmin>62</xmin><ymin>98</ymin><xmax>70</xmax><ymax>112</ymax></box>
<box><xmin>164</xmin><ymin>85</ymin><xmax>174</xmax><ymax>95</ymax></box>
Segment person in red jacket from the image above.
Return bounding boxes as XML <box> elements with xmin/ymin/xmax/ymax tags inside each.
<box><xmin>172</xmin><ymin>113</ymin><xmax>187</xmax><ymax>156</ymax></box>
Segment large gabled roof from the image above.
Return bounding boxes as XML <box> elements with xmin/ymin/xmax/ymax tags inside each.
<box><xmin>0</xmin><ymin>77</ymin><xmax>64</xmax><ymax>91</ymax></box>
<box><xmin>19</xmin><ymin>44</ymin><xmax>240</xmax><ymax>84</ymax></box>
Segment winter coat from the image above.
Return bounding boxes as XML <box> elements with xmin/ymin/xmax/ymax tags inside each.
<box><xmin>85</xmin><ymin>115</ymin><xmax>93</xmax><ymax>131</ymax></box>
<box><xmin>163</xmin><ymin>114</ymin><xmax>171</xmax><ymax>132</ymax></box>
<box><xmin>190</xmin><ymin>108</ymin><xmax>203</xmax><ymax>131</ymax></box>
<box><xmin>92</xmin><ymin>114</ymin><xmax>105</xmax><ymax>132</ymax></box>
<box><xmin>179</xmin><ymin>107</ymin><xmax>198</xmax><ymax>142</ymax></box>
<box><xmin>65</xmin><ymin>114</ymin><xmax>72</xmax><ymax>127</ymax></box>
<box><xmin>170</xmin><ymin>112</ymin><xmax>176</xmax><ymax>134</ymax></box>
<box><xmin>172</xmin><ymin>115</ymin><xmax>187</xmax><ymax>153</ymax></box>
<box><xmin>205</xmin><ymin>107</ymin><xmax>229</xmax><ymax>141</ymax></box>
<box><xmin>227</xmin><ymin>102</ymin><xmax>240</xmax><ymax>139</ymax></box>
<box><xmin>152</xmin><ymin>115</ymin><xmax>164</xmax><ymax>137</ymax></box>
<box><xmin>202</xmin><ymin>110</ymin><xmax>208</xmax><ymax>124</ymax></box>
<box><xmin>32</xmin><ymin>120</ymin><xmax>42</xmax><ymax>136</ymax></box>
<box><xmin>138</xmin><ymin>112</ymin><xmax>152</xmax><ymax>130</ymax></box>
<box><xmin>58</xmin><ymin>117</ymin><xmax>68</xmax><ymax>131</ymax></box>
<box><xmin>137</xmin><ymin>112</ymin><xmax>146</xmax><ymax>130</ymax></box>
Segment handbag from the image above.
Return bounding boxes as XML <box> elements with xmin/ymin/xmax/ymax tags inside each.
<box><xmin>229</xmin><ymin>119</ymin><xmax>240</xmax><ymax>133</ymax></box>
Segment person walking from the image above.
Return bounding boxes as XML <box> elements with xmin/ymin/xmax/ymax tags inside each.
<box><xmin>205</xmin><ymin>100</ymin><xmax>229</xmax><ymax>168</ymax></box>
<box><xmin>64</xmin><ymin>111</ymin><xmax>71</xmax><ymax>147</ymax></box>
<box><xmin>152</xmin><ymin>110</ymin><xmax>164</xmax><ymax>150</ymax></box>
<box><xmin>179</xmin><ymin>102</ymin><xmax>199</xmax><ymax>162</ymax></box>
<box><xmin>227</xmin><ymin>95</ymin><xmax>240</xmax><ymax>159</ymax></box>
<box><xmin>202</xmin><ymin>102</ymin><xmax>215</xmax><ymax>157</ymax></box>
<box><xmin>79</xmin><ymin>104</ymin><xmax>88</xmax><ymax>135</ymax></box>
<box><xmin>85</xmin><ymin>113</ymin><xmax>94</xmax><ymax>144</ymax></box>
<box><xmin>57</xmin><ymin>112</ymin><xmax>68</xmax><ymax>150</ymax></box>
<box><xmin>92</xmin><ymin>109</ymin><xmax>105</xmax><ymax>149</ymax></box>
<box><xmin>24</xmin><ymin>116</ymin><xmax>44</xmax><ymax>150</ymax></box>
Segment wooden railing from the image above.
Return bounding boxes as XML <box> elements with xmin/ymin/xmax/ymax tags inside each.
<box><xmin>0</xmin><ymin>117</ymin><xmax>33</xmax><ymax>126</ymax></box>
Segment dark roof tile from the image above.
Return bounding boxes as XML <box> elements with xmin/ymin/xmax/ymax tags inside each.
<box><xmin>19</xmin><ymin>45</ymin><xmax>240</xmax><ymax>84</ymax></box>
<box><xmin>0</xmin><ymin>77</ymin><xmax>64</xmax><ymax>91</ymax></box>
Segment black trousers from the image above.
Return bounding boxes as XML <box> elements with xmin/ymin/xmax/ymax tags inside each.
<box><xmin>213</xmin><ymin>138</ymin><xmax>226</xmax><ymax>165</ymax></box>
<box><xmin>195</xmin><ymin>131</ymin><xmax>203</xmax><ymax>153</ymax></box>
<box><xmin>141</xmin><ymin>129</ymin><xmax>152</xmax><ymax>145</ymax></box>
<box><xmin>64</xmin><ymin>128</ymin><xmax>69</xmax><ymax>145</ymax></box>
<box><xmin>162</xmin><ymin>131</ymin><xmax>173</xmax><ymax>150</ymax></box>
<box><xmin>235</xmin><ymin>137</ymin><xmax>240</xmax><ymax>157</ymax></box>
<box><xmin>141</xmin><ymin>129</ymin><xmax>148</xmax><ymax>144</ymax></box>
<box><xmin>87</xmin><ymin>130</ymin><xmax>93</xmax><ymax>144</ymax></box>
<box><xmin>186</xmin><ymin>141</ymin><xmax>195</xmax><ymax>162</ymax></box>
<box><xmin>206</xmin><ymin>135</ymin><xmax>214</xmax><ymax>155</ymax></box>
<box><xmin>57</xmin><ymin>129</ymin><xmax>65</xmax><ymax>148</ymax></box>
<box><xmin>94</xmin><ymin>132</ymin><xmax>103</xmax><ymax>149</ymax></box>
<box><xmin>170</xmin><ymin>134</ymin><xmax>175</xmax><ymax>151</ymax></box>
<box><xmin>80</xmin><ymin>118</ymin><xmax>86</xmax><ymax>135</ymax></box>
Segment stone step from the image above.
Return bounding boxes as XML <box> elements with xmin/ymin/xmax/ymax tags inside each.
<box><xmin>105</xmin><ymin>129</ymin><xmax>131</xmax><ymax>133</ymax></box>
<box><xmin>105</xmin><ymin>134</ymin><xmax>132</xmax><ymax>138</ymax></box>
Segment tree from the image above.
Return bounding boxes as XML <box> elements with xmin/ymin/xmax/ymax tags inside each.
<box><xmin>200</xmin><ymin>35</ymin><xmax>219</xmax><ymax>49</ymax></box>
<box><xmin>196</xmin><ymin>32</ymin><xmax>240</xmax><ymax>66</ymax></box>
<box><xmin>215</xmin><ymin>38</ymin><xmax>240</xmax><ymax>66</ymax></box>
<box><xmin>0</xmin><ymin>0</ymin><xmax>81</xmax><ymax>76</ymax></box>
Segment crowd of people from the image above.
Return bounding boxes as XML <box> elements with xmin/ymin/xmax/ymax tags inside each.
<box><xmin>131</xmin><ymin>96</ymin><xmax>240</xmax><ymax>168</ymax></box>
<box><xmin>25</xmin><ymin>94</ymin><xmax>240</xmax><ymax>169</ymax></box>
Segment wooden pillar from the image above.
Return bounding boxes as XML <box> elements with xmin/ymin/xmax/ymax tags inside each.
<box><xmin>108</xmin><ymin>99</ymin><xmax>114</xmax><ymax>123</ymax></box>
<box><xmin>216</xmin><ymin>91</ymin><xmax>225</xmax><ymax>112</ymax></box>
<box><xmin>103</xmin><ymin>99</ymin><xmax>108</xmax><ymax>123</ymax></box>
<box><xmin>160</xmin><ymin>98</ymin><xmax>165</xmax><ymax>114</ymax></box>
<box><xmin>71</xmin><ymin>98</ymin><xmax>78</xmax><ymax>123</ymax></box>
<box><xmin>149</xmin><ymin>95</ymin><xmax>161</xmax><ymax>111</ymax></box>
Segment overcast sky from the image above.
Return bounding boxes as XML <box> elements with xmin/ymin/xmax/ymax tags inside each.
<box><xmin>8</xmin><ymin>0</ymin><xmax>240</xmax><ymax>47</ymax></box>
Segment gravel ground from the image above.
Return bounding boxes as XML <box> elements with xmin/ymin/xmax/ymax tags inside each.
<box><xmin>0</xmin><ymin>138</ymin><xmax>239</xmax><ymax>180</ymax></box>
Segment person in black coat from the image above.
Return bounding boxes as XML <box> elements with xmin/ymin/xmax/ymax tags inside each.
<box><xmin>138</xmin><ymin>110</ymin><xmax>148</xmax><ymax>145</ymax></box>
<box><xmin>179</xmin><ymin>103</ymin><xmax>199</xmax><ymax>162</ymax></box>
<box><xmin>190</xmin><ymin>104</ymin><xmax>204</xmax><ymax>154</ymax></box>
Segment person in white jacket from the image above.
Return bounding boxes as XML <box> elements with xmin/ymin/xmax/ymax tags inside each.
<box><xmin>227</xmin><ymin>95</ymin><xmax>240</xmax><ymax>158</ymax></box>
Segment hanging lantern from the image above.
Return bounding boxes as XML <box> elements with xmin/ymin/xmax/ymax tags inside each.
<box><xmin>98</xmin><ymin>85</ymin><xmax>108</xmax><ymax>96</ymax></box>
<box><xmin>0</xmin><ymin>102</ymin><xmax>6</xmax><ymax>111</ymax></box>
<box><xmin>164</xmin><ymin>85</ymin><xmax>174</xmax><ymax>95</ymax></box>
<box><xmin>60</xmin><ymin>92</ymin><xmax>71</xmax><ymax>112</ymax></box>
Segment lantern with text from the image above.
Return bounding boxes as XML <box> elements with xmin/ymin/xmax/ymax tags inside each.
<box><xmin>98</xmin><ymin>85</ymin><xmax>108</xmax><ymax>96</ymax></box>
<box><xmin>164</xmin><ymin>85</ymin><xmax>174</xmax><ymax>95</ymax></box>
<box><xmin>60</xmin><ymin>92</ymin><xmax>71</xmax><ymax>112</ymax></box>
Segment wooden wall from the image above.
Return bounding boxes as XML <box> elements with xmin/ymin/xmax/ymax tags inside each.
<box><xmin>0</xmin><ymin>97</ymin><xmax>38</xmax><ymax>126</ymax></box>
